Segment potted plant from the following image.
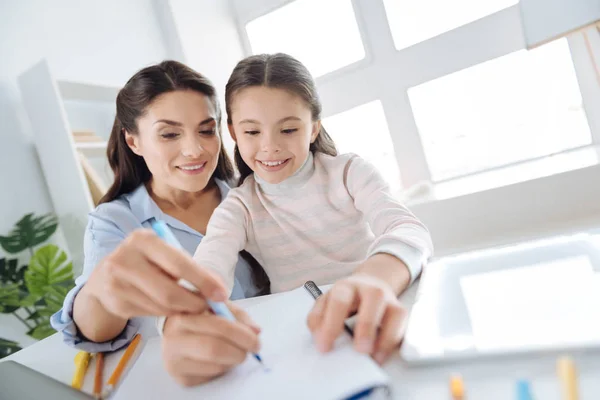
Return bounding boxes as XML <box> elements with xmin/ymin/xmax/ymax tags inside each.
<box><xmin>0</xmin><ymin>213</ymin><xmax>75</xmax><ymax>358</ymax></box>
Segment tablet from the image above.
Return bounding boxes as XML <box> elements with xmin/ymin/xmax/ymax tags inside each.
<box><xmin>401</xmin><ymin>234</ymin><xmax>600</xmax><ymax>364</ymax></box>
<box><xmin>0</xmin><ymin>360</ymin><xmax>93</xmax><ymax>400</ymax></box>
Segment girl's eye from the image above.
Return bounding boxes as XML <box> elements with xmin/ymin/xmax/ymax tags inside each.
<box><xmin>200</xmin><ymin>128</ymin><xmax>216</xmax><ymax>135</ymax></box>
<box><xmin>161</xmin><ymin>133</ymin><xmax>179</xmax><ymax>139</ymax></box>
<box><xmin>245</xmin><ymin>130</ymin><xmax>260</xmax><ymax>135</ymax></box>
<box><xmin>282</xmin><ymin>128</ymin><xmax>298</xmax><ymax>134</ymax></box>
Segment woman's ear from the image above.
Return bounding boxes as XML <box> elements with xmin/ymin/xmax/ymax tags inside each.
<box><xmin>310</xmin><ymin>121</ymin><xmax>321</xmax><ymax>143</ymax></box>
<box><xmin>124</xmin><ymin>130</ymin><xmax>142</xmax><ymax>156</ymax></box>
<box><xmin>228</xmin><ymin>123</ymin><xmax>238</xmax><ymax>143</ymax></box>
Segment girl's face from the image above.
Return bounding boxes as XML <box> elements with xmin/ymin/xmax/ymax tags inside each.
<box><xmin>228</xmin><ymin>86</ymin><xmax>320</xmax><ymax>184</ymax></box>
<box><xmin>126</xmin><ymin>90</ymin><xmax>221</xmax><ymax>194</ymax></box>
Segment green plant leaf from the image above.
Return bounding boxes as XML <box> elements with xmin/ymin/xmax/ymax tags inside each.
<box><xmin>0</xmin><ymin>337</ymin><xmax>21</xmax><ymax>359</ymax></box>
<box><xmin>25</xmin><ymin>244</ymin><xmax>74</xmax><ymax>299</ymax></box>
<box><xmin>0</xmin><ymin>258</ymin><xmax>26</xmax><ymax>285</ymax></box>
<box><xmin>0</xmin><ymin>213</ymin><xmax>58</xmax><ymax>254</ymax></box>
<box><xmin>0</xmin><ymin>283</ymin><xmax>21</xmax><ymax>313</ymax></box>
<box><xmin>27</xmin><ymin>320</ymin><xmax>56</xmax><ymax>340</ymax></box>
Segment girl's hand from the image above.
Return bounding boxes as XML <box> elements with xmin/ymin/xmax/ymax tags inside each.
<box><xmin>162</xmin><ymin>302</ymin><xmax>261</xmax><ymax>386</ymax></box>
<box><xmin>306</xmin><ymin>274</ymin><xmax>407</xmax><ymax>365</ymax></box>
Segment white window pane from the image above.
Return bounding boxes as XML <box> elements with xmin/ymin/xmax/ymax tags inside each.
<box><xmin>246</xmin><ymin>0</ymin><xmax>365</xmax><ymax>78</ymax></box>
<box><xmin>408</xmin><ymin>39</ymin><xmax>592</xmax><ymax>182</ymax></box>
<box><xmin>322</xmin><ymin>101</ymin><xmax>402</xmax><ymax>192</ymax></box>
<box><xmin>383</xmin><ymin>0</ymin><xmax>518</xmax><ymax>50</ymax></box>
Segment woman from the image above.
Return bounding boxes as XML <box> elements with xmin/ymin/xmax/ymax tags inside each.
<box><xmin>51</xmin><ymin>60</ymin><xmax>268</xmax><ymax>386</ymax></box>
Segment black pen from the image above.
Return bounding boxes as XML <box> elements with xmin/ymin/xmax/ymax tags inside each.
<box><xmin>304</xmin><ymin>281</ymin><xmax>354</xmax><ymax>337</ymax></box>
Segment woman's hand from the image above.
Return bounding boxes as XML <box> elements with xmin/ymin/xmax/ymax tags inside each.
<box><xmin>162</xmin><ymin>302</ymin><xmax>261</xmax><ymax>386</ymax></box>
<box><xmin>307</xmin><ymin>254</ymin><xmax>410</xmax><ymax>365</ymax></box>
<box><xmin>74</xmin><ymin>229</ymin><xmax>228</xmax><ymax>342</ymax></box>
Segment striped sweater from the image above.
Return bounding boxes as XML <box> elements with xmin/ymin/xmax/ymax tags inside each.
<box><xmin>194</xmin><ymin>152</ymin><xmax>433</xmax><ymax>294</ymax></box>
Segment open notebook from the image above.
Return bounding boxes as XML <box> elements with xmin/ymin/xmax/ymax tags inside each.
<box><xmin>114</xmin><ymin>287</ymin><xmax>390</xmax><ymax>400</ymax></box>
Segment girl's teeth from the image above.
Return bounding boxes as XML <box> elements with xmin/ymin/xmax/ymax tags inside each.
<box><xmin>261</xmin><ymin>160</ymin><xmax>285</xmax><ymax>167</ymax></box>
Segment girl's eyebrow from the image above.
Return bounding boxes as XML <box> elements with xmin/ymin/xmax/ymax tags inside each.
<box><xmin>239</xmin><ymin>116</ymin><xmax>302</xmax><ymax>125</ymax></box>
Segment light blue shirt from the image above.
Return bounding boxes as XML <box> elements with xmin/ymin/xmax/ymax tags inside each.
<box><xmin>50</xmin><ymin>179</ymin><xmax>261</xmax><ymax>352</ymax></box>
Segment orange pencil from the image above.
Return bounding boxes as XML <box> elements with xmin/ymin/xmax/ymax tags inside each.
<box><xmin>106</xmin><ymin>334</ymin><xmax>142</xmax><ymax>394</ymax></box>
<box><xmin>93</xmin><ymin>352</ymin><xmax>104</xmax><ymax>399</ymax></box>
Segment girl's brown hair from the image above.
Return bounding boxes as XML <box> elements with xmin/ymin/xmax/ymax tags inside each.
<box><xmin>225</xmin><ymin>53</ymin><xmax>338</xmax><ymax>185</ymax></box>
<box><xmin>100</xmin><ymin>60</ymin><xmax>234</xmax><ymax>204</ymax></box>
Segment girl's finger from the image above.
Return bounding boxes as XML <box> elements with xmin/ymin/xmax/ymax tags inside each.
<box><xmin>372</xmin><ymin>302</ymin><xmax>407</xmax><ymax>364</ymax></box>
<box><xmin>317</xmin><ymin>283</ymin><xmax>357</xmax><ymax>352</ymax></box>
<box><xmin>353</xmin><ymin>286</ymin><xmax>388</xmax><ymax>355</ymax></box>
<box><xmin>307</xmin><ymin>294</ymin><xmax>328</xmax><ymax>333</ymax></box>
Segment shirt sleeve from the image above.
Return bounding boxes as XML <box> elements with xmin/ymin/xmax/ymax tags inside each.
<box><xmin>50</xmin><ymin>204</ymin><xmax>141</xmax><ymax>352</ymax></box>
<box><xmin>193</xmin><ymin>193</ymin><xmax>249</xmax><ymax>295</ymax></box>
<box><xmin>345</xmin><ymin>155</ymin><xmax>434</xmax><ymax>283</ymax></box>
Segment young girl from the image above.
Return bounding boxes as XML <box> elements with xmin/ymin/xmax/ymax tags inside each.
<box><xmin>194</xmin><ymin>53</ymin><xmax>433</xmax><ymax>364</ymax></box>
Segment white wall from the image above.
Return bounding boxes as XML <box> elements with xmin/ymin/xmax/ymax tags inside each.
<box><xmin>166</xmin><ymin>0</ymin><xmax>246</xmax><ymax>153</ymax></box>
<box><xmin>0</xmin><ymin>0</ymin><xmax>169</xmax><ymax>235</ymax></box>
<box><xmin>0</xmin><ymin>0</ymin><xmax>168</xmax><ymax>346</ymax></box>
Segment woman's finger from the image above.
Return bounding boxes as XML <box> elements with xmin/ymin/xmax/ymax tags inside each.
<box><xmin>229</xmin><ymin>302</ymin><xmax>261</xmax><ymax>334</ymax></box>
<box><xmin>116</xmin><ymin>253</ymin><xmax>208</xmax><ymax>314</ymax></box>
<box><xmin>373</xmin><ymin>302</ymin><xmax>407</xmax><ymax>364</ymax></box>
<box><xmin>167</xmin><ymin>313</ymin><xmax>260</xmax><ymax>354</ymax></box>
<box><xmin>164</xmin><ymin>332</ymin><xmax>248</xmax><ymax>366</ymax></box>
<box><xmin>126</xmin><ymin>230</ymin><xmax>229</xmax><ymax>301</ymax></box>
<box><xmin>163</xmin><ymin>355</ymin><xmax>229</xmax><ymax>380</ymax></box>
<box><xmin>317</xmin><ymin>283</ymin><xmax>357</xmax><ymax>352</ymax></box>
<box><xmin>353</xmin><ymin>286</ymin><xmax>387</xmax><ymax>355</ymax></box>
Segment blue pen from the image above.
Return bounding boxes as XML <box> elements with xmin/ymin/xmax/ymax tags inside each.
<box><xmin>516</xmin><ymin>379</ymin><xmax>534</xmax><ymax>400</ymax></box>
<box><xmin>150</xmin><ymin>220</ymin><xmax>266</xmax><ymax>368</ymax></box>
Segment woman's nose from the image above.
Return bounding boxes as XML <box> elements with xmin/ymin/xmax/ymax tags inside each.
<box><xmin>181</xmin><ymin>134</ymin><xmax>204</xmax><ymax>158</ymax></box>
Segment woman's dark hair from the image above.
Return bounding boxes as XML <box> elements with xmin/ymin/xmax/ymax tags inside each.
<box><xmin>99</xmin><ymin>60</ymin><xmax>234</xmax><ymax>204</ymax></box>
<box><xmin>225</xmin><ymin>53</ymin><xmax>338</xmax><ymax>185</ymax></box>
<box><xmin>100</xmin><ymin>61</ymin><xmax>270</xmax><ymax>294</ymax></box>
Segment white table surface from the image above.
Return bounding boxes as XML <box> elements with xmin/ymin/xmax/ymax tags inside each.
<box><xmin>4</xmin><ymin>243</ymin><xmax>600</xmax><ymax>399</ymax></box>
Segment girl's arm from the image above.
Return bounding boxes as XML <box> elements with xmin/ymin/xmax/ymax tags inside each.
<box><xmin>193</xmin><ymin>193</ymin><xmax>251</xmax><ymax>294</ymax></box>
<box><xmin>346</xmin><ymin>155</ymin><xmax>433</xmax><ymax>294</ymax></box>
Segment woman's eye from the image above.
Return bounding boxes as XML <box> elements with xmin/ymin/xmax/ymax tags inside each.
<box><xmin>245</xmin><ymin>130</ymin><xmax>260</xmax><ymax>135</ymax></box>
<box><xmin>161</xmin><ymin>133</ymin><xmax>179</xmax><ymax>139</ymax></box>
<box><xmin>282</xmin><ymin>128</ymin><xmax>298</xmax><ymax>134</ymax></box>
<box><xmin>200</xmin><ymin>129</ymin><xmax>216</xmax><ymax>135</ymax></box>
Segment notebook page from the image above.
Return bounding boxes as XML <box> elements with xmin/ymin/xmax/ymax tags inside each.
<box><xmin>114</xmin><ymin>287</ymin><xmax>389</xmax><ymax>400</ymax></box>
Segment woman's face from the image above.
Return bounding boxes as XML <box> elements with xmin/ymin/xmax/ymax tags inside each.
<box><xmin>126</xmin><ymin>90</ymin><xmax>222</xmax><ymax>194</ymax></box>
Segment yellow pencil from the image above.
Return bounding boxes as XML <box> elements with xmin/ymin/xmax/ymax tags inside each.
<box><xmin>106</xmin><ymin>333</ymin><xmax>142</xmax><ymax>393</ymax></box>
<box><xmin>450</xmin><ymin>374</ymin><xmax>465</xmax><ymax>400</ymax></box>
<box><xmin>557</xmin><ymin>356</ymin><xmax>579</xmax><ymax>400</ymax></box>
<box><xmin>71</xmin><ymin>351</ymin><xmax>92</xmax><ymax>390</ymax></box>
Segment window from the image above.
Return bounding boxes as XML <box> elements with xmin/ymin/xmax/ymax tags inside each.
<box><xmin>245</xmin><ymin>0</ymin><xmax>365</xmax><ymax>78</ymax></box>
<box><xmin>382</xmin><ymin>0</ymin><xmax>518</xmax><ymax>50</ymax></box>
<box><xmin>408</xmin><ymin>39</ymin><xmax>592</xmax><ymax>182</ymax></box>
<box><xmin>322</xmin><ymin>101</ymin><xmax>402</xmax><ymax>192</ymax></box>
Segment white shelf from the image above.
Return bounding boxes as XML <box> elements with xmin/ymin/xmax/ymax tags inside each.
<box><xmin>57</xmin><ymin>80</ymin><xmax>120</xmax><ymax>102</ymax></box>
<box><xmin>75</xmin><ymin>141</ymin><xmax>108</xmax><ymax>157</ymax></box>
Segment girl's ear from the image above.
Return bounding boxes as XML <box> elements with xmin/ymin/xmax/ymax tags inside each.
<box><xmin>124</xmin><ymin>130</ymin><xmax>142</xmax><ymax>156</ymax></box>
<box><xmin>310</xmin><ymin>121</ymin><xmax>321</xmax><ymax>143</ymax></box>
<box><xmin>228</xmin><ymin>123</ymin><xmax>238</xmax><ymax>143</ymax></box>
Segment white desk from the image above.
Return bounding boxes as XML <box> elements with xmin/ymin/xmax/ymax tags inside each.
<box><xmin>3</xmin><ymin>280</ymin><xmax>600</xmax><ymax>400</ymax></box>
